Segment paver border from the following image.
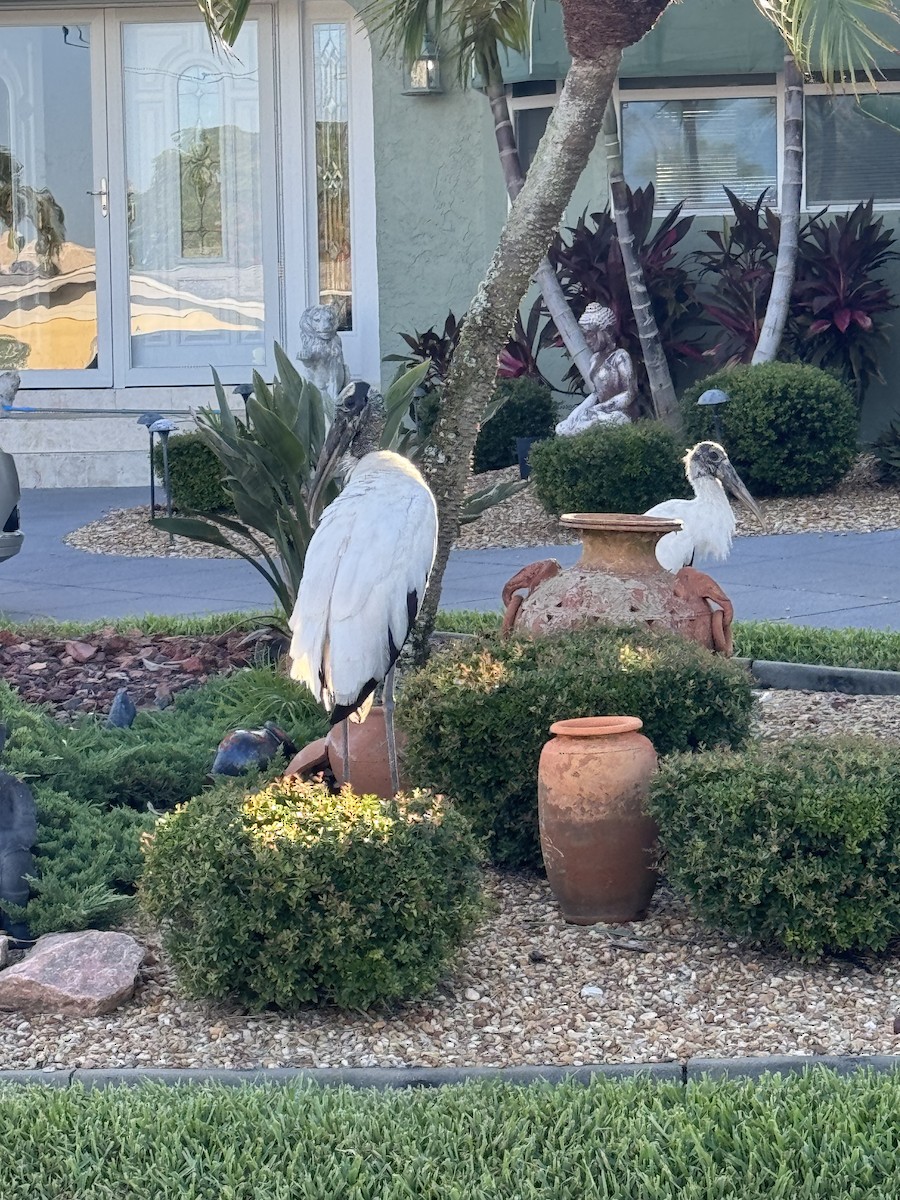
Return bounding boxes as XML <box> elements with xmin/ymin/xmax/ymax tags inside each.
<box><xmin>2</xmin><ymin>1057</ymin><xmax>899</xmax><ymax>1089</ymax></box>
<box><xmin>736</xmin><ymin>658</ymin><xmax>900</xmax><ymax>695</ymax></box>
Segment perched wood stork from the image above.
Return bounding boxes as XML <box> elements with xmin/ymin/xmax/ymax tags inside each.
<box><xmin>645</xmin><ymin>441</ymin><xmax>764</xmax><ymax>573</ymax></box>
<box><xmin>288</xmin><ymin>380</ymin><xmax>438</xmax><ymax>794</ymax></box>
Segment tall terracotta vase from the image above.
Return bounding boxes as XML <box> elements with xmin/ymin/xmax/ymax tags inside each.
<box><xmin>538</xmin><ymin>716</ymin><xmax>659</xmax><ymax>924</ymax></box>
<box><xmin>501</xmin><ymin>513</ymin><xmax>734</xmax><ymax>654</ymax></box>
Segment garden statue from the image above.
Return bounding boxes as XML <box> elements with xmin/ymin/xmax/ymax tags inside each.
<box><xmin>296</xmin><ymin>304</ymin><xmax>348</xmax><ymax>423</ymax></box>
<box><xmin>555</xmin><ymin>304</ymin><xmax>636</xmax><ymax>436</ymax></box>
<box><xmin>0</xmin><ymin>724</ymin><xmax>37</xmax><ymax>942</ymax></box>
<box><xmin>0</xmin><ymin>370</ymin><xmax>20</xmax><ymax>409</ymax></box>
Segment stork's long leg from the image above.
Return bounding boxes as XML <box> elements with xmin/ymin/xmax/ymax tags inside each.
<box><xmin>341</xmin><ymin>718</ymin><xmax>350</xmax><ymax>789</ymax></box>
<box><xmin>383</xmin><ymin>664</ymin><xmax>400</xmax><ymax>796</ymax></box>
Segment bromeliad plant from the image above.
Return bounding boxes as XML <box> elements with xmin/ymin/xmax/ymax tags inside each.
<box><xmin>154</xmin><ymin>346</ymin><xmax>430</xmax><ymax>616</ymax></box>
<box><xmin>547</xmin><ymin>185</ymin><xmax>701</xmax><ymax>404</ymax></box>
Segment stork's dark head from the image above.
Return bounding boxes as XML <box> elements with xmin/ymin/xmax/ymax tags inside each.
<box><xmin>685</xmin><ymin>441</ymin><xmax>765</xmax><ymax>526</ymax></box>
<box><xmin>309</xmin><ymin>380</ymin><xmax>386</xmax><ymax>516</ymax></box>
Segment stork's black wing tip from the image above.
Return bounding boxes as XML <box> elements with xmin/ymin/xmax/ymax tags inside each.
<box><xmin>331</xmin><ymin>678</ymin><xmax>379</xmax><ymax>727</ymax></box>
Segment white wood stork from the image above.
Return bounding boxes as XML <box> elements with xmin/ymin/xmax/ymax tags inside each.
<box><xmin>645</xmin><ymin>441</ymin><xmax>764</xmax><ymax>573</ymax></box>
<box><xmin>288</xmin><ymin>380</ymin><xmax>438</xmax><ymax>794</ymax></box>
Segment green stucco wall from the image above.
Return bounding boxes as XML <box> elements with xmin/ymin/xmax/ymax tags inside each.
<box><xmin>362</xmin><ymin>0</ymin><xmax>900</xmax><ymax>437</ymax></box>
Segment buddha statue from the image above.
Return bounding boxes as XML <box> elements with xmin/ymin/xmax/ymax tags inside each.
<box><xmin>555</xmin><ymin>304</ymin><xmax>637</xmax><ymax>437</ymax></box>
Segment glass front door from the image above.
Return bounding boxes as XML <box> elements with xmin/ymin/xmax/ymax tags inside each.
<box><xmin>0</xmin><ymin>17</ymin><xmax>111</xmax><ymax>384</ymax></box>
<box><xmin>0</xmin><ymin>6</ymin><xmax>279</xmax><ymax>387</ymax></box>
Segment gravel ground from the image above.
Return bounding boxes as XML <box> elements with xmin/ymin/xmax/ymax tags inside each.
<box><xmin>63</xmin><ymin>456</ymin><xmax>900</xmax><ymax>557</ymax></box>
<box><xmin>3</xmin><ymin>686</ymin><xmax>900</xmax><ymax>1070</ymax></box>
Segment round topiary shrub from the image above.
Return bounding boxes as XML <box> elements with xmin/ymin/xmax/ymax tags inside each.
<box><xmin>473</xmin><ymin>377</ymin><xmax>557</xmax><ymax>474</ymax></box>
<box><xmin>140</xmin><ymin>778</ymin><xmax>482</xmax><ymax>1009</ymax></box>
<box><xmin>153</xmin><ymin>430</ymin><xmax>231</xmax><ymax>513</ymax></box>
<box><xmin>648</xmin><ymin>738</ymin><xmax>900</xmax><ymax>960</ymax></box>
<box><xmin>529</xmin><ymin>421</ymin><xmax>689</xmax><ymax>516</ymax></box>
<box><xmin>681</xmin><ymin>363</ymin><xmax>857</xmax><ymax>496</ymax></box>
<box><xmin>399</xmin><ymin>627</ymin><xmax>754</xmax><ymax>869</ymax></box>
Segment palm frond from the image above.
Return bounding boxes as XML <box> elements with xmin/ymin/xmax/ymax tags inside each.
<box><xmin>361</xmin><ymin>0</ymin><xmax>528</xmax><ymax>85</ymax></box>
<box><xmin>195</xmin><ymin>0</ymin><xmax>253</xmax><ymax>48</ymax></box>
<box><xmin>756</xmin><ymin>0</ymin><xmax>900</xmax><ymax>86</ymax></box>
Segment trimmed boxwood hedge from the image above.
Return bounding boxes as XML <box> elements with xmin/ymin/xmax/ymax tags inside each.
<box><xmin>649</xmin><ymin>737</ymin><xmax>900</xmax><ymax>960</ymax></box>
<box><xmin>680</xmin><ymin>363</ymin><xmax>857</xmax><ymax>497</ymax></box>
<box><xmin>399</xmin><ymin>626</ymin><xmax>754</xmax><ymax>869</ymax></box>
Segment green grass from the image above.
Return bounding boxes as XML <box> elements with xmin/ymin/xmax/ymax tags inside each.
<box><xmin>0</xmin><ymin>610</ymin><xmax>271</xmax><ymax>638</ymax></box>
<box><xmin>732</xmin><ymin>621</ymin><xmax>900</xmax><ymax>672</ymax></box>
<box><xmin>2</xmin><ymin>1073</ymin><xmax>900</xmax><ymax>1198</ymax></box>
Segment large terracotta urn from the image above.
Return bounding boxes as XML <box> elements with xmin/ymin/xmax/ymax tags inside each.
<box><xmin>538</xmin><ymin>716</ymin><xmax>659</xmax><ymax>924</ymax></box>
<box><xmin>502</xmin><ymin>513</ymin><xmax>733</xmax><ymax>654</ymax></box>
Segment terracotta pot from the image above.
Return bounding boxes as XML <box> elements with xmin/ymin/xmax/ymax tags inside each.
<box><xmin>538</xmin><ymin>716</ymin><xmax>659</xmax><ymax>924</ymax></box>
<box><xmin>501</xmin><ymin>513</ymin><xmax>733</xmax><ymax>654</ymax></box>
<box><xmin>286</xmin><ymin>708</ymin><xmax>404</xmax><ymax>799</ymax></box>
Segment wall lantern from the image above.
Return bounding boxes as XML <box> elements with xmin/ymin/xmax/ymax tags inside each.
<box><xmin>697</xmin><ymin>388</ymin><xmax>730</xmax><ymax>443</ymax></box>
<box><xmin>402</xmin><ymin>37</ymin><xmax>442</xmax><ymax>95</ymax></box>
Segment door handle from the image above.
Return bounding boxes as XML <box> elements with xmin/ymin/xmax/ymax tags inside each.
<box><xmin>87</xmin><ymin>178</ymin><xmax>108</xmax><ymax>218</ymax></box>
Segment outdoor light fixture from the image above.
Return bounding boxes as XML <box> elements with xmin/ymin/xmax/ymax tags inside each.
<box><xmin>233</xmin><ymin>383</ymin><xmax>254</xmax><ymax>419</ymax></box>
<box><xmin>149</xmin><ymin>418</ymin><xmax>178</xmax><ymax>549</ymax></box>
<box><xmin>137</xmin><ymin>411</ymin><xmax>164</xmax><ymax>515</ymax></box>
<box><xmin>402</xmin><ymin>37</ymin><xmax>442</xmax><ymax>95</ymax></box>
<box><xmin>697</xmin><ymin>388</ymin><xmax>731</xmax><ymax>443</ymax></box>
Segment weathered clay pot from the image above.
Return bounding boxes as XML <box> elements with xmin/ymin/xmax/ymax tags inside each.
<box><xmin>501</xmin><ymin>513</ymin><xmax>733</xmax><ymax>654</ymax></box>
<box><xmin>286</xmin><ymin>706</ymin><xmax>404</xmax><ymax>799</ymax></box>
<box><xmin>538</xmin><ymin>716</ymin><xmax>659</xmax><ymax>924</ymax></box>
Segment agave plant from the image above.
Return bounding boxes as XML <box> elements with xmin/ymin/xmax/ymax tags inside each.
<box><xmin>154</xmin><ymin>346</ymin><xmax>429</xmax><ymax>616</ymax></box>
<box><xmin>873</xmin><ymin>419</ymin><xmax>900</xmax><ymax>484</ymax></box>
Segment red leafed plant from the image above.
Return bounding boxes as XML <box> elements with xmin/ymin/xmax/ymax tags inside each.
<box><xmin>792</xmin><ymin>200</ymin><xmax>899</xmax><ymax>401</ymax></box>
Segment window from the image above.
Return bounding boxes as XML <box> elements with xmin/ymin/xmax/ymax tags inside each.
<box><xmin>621</xmin><ymin>96</ymin><xmax>778</xmax><ymax>211</ymax></box>
<box><xmin>806</xmin><ymin>92</ymin><xmax>900</xmax><ymax>206</ymax></box>
<box><xmin>514</xmin><ymin>106</ymin><xmax>552</xmax><ymax>174</ymax></box>
<box><xmin>313</xmin><ymin>22</ymin><xmax>352</xmax><ymax>330</ymax></box>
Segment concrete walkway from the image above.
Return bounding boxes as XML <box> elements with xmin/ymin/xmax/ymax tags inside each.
<box><xmin>2</xmin><ymin>486</ymin><xmax>899</xmax><ymax>628</ymax></box>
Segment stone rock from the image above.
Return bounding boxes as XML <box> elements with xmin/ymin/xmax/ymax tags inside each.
<box><xmin>65</xmin><ymin>640</ymin><xmax>98</xmax><ymax>664</ymax></box>
<box><xmin>0</xmin><ymin>930</ymin><xmax>146</xmax><ymax>1016</ymax></box>
<box><xmin>0</xmin><ymin>934</ymin><xmax>8</xmax><ymax>968</ymax></box>
<box><xmin>105</xmin><ymin>687</ymin><xmax>137</xmax><ymax>729</ymax></box>
<box><xmin>0</xmin><ymin>769</ymin><xmax>37</xmax><ymax>942</ymax></box>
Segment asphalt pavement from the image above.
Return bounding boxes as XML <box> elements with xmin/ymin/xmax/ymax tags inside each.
<box><xmin>2</xmin><ymin>486</ymin><xmax>899</xmax><ymax>629</ymax></box>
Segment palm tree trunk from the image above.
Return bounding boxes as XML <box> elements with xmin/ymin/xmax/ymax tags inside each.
<box><xmin>485</xmin><ymin>78</ymin><xmax>593</xmax><ymax>389</ymax></box>
<box><xmin>411</xmin><ymin>50</ymin><xmax>624</xmax><ymax>660</ymax></box>
<box><xmin>752</xmin><ymin>52</ymin><xmax>804</xmax><ymax>364</ymax></box>
<box><xmin>602</xmin><ymin>101</ymin><xmax>678</xmax><ymax>425</ymax></box>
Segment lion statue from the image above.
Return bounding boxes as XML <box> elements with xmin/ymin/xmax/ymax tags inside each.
<box><xmin>297</xmin><ymin>304</ymin><xmax>348</xmax><ymax>424</ymax></box>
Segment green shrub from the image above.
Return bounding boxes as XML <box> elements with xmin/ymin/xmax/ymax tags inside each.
<box><xmin>153</xmin><ymin>430</ymin><xmax>230</xmax><ymax>513</ymax></box>
<box><xmin>529</xmin><ymin>421</ymin><xmax>688</xmax><ymax>516</ymax></box>
<box><xmin>399</xmin><ymin>627</ymin><xmax>754</xmax><ymax>869</ymax></box>
<box><xmin>0</xmin><ymin>670</ymin><xmax>327</xmax><ymax>935</ymax></box>
<box><xmin>141</xmin><ymin>778</ymin><xmax>482</xmax><ymax>1009</ymax></box>
<box><xmin>473</xmin><ymin>378</ymin><xmax>556</xmax><ymax>473</ymax></box>
<box><xmin>681</xmin><ymin>363</ymin><xmax>857</xmax><ymax>496</ymax></box>
<box><xmin>649</xmin><ymin>738</ymin><xmax>900</xmax><ymax>960</ymax></box>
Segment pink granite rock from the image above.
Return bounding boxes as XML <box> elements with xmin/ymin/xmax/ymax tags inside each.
<box><xmin>0</xmin><ymin>930</ymin><xmax>146</xmax><ymax>1015</ymax></box>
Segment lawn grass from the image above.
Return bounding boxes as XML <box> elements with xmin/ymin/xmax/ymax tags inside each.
<box><xmin>4</xmin><ymin>608</ymin><xmax>900</xmax><ymax>672</ymax></box>
<box><xmin>2</xmin><ymin>1072</ymin><xmax>899</xmax><ymax>1198</ymax></box>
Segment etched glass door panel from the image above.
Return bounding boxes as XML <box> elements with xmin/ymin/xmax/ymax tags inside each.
<box><xmin>121</xmin><ymin>19</ymin><xmax>268</xmax><ymax>372</ymax></box>
<box><xmin>0</xmin><ymin>22</ymin><xmax>106</xmax><ymax>379</ymax></box>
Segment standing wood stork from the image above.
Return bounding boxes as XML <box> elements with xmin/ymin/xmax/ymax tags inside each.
<box><xmin>645</xmin><ymin>441</ymin><xmax>764</xmax><ymax>573</ymax></box>
<box><xmin>288</xmin><ymin>380</ymin><xmax>438</xmax><ymax>794</ymax></box>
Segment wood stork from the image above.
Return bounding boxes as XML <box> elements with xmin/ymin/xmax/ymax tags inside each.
<box><xmin>288</xmin><ymin>380</ymin><xmax>438</xmax><ymax>794</ymax></box>
<box><xmin>645</xmin><ymin>441</ymin><xmax>764</xmax><ymax>573</ymax></box>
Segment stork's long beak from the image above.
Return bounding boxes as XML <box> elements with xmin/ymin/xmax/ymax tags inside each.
<box><xmin>718</xmin><ymin>460</ymin><xmax>766</xmax><ymax>529</ymax></box>
<box><xmin>309</xmin><ymin>415</ymin><xmax>353</xmax><ymax>519</ymax></box>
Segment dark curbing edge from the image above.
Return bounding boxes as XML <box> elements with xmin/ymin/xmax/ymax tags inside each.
<box><xmin>2</xmin><ymin>1057</ymin><xmax>900</xmax><ymax>1090</ymax></box>
<box><xmin>735</xmin><ymin>658</ymin><xmax>900</xmax><ymax>696</ymax></box>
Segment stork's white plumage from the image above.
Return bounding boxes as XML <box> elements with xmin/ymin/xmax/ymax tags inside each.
<box><xmin>288</xmin><ymin>381</ymin><xmax>437</xmax><ymax>792</ymax></box>
<box><xmin>645</xmin><ymin>441</ymin><xmax>763</xmax><ymax>573</ymax></box>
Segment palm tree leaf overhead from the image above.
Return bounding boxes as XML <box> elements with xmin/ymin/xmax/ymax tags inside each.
<box><xmin>362</xmin><ymin>0</ymin><xmax>530</xmax><ymax>85</ymax></box>
<box><xmin>755</xmin><ymin>0</ymin><xmax>900</xmax><ymax>84</ymax></box>
<box><xmin>195</xmin><ymin>0</ymin><xmax>253</xmax><ymax>48</ymax></box>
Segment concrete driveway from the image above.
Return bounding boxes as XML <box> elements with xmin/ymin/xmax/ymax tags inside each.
<box><xmin>2</xmin><ymin>486</ymin><xmax>899</xmax><ymax>629</ymax></box>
